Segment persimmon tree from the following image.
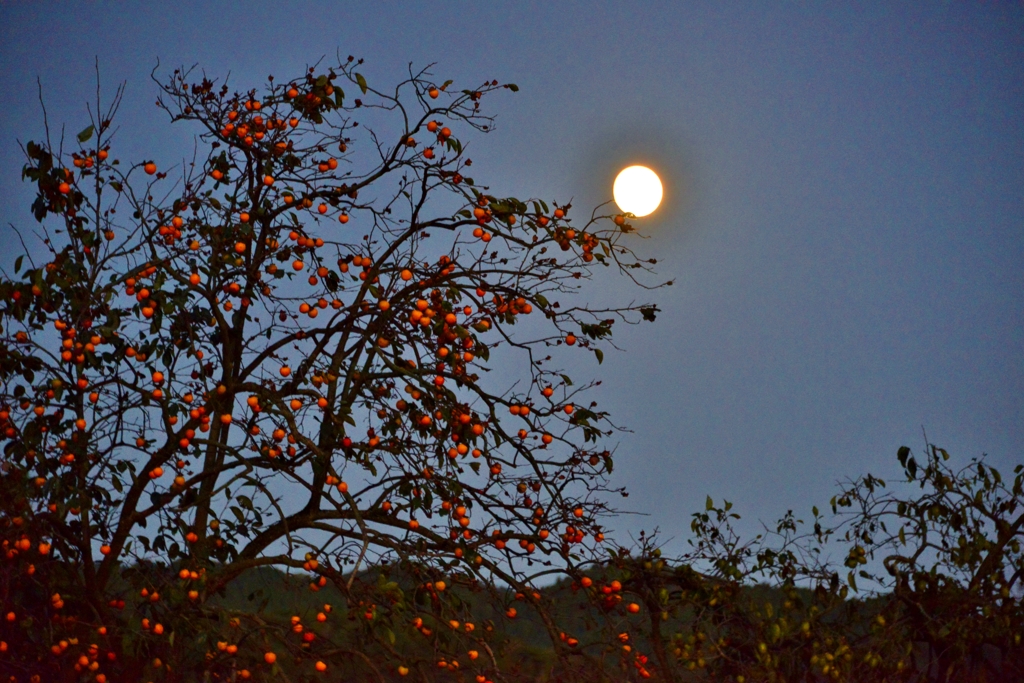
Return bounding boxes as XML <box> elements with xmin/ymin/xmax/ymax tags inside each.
<box><xmin>0</xmin><ymin>58</ymin><xmax>664</xmax><ymax>681</ymax></box>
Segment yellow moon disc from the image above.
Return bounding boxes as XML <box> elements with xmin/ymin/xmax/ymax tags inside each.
<box><xmin>613</xmin><ymin>165</ymin><xmax>663</xmax><ymax>217</ymax></box>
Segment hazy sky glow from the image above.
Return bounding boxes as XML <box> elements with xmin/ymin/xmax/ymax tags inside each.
<box><xmin>1</xmin><ymin>2</ymin><xmax>1021</xmax><ymax>552</ymax></box>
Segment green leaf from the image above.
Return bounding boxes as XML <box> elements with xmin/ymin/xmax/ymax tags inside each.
<box><xmin>386</xmin><ymin>627</ymin><xmax>396</xmax><ymax>645</ymax></box>
<box><xmin>334</xmin><ymin>88</ymin><xmax>345</xmax><ymax>107</ymax></box>
<box><xmin>706</xmin><ymin>496</ymin><xmax>714</xmax><ymax>511</ymax></box>
<box><xmin>847</xmin><ymin>571</ymin><xmax>857</xmax><ymax>591</ymax></box>
<box><xmin>507</xmin><ymin>83</ymin><xmax>519</xmax><ymax>92</ymax></box>
<box><xmin>14</xmin><ymin>255</ymin><xmax>23</xmax><ymax>274</ymax></box>
<box><xmin>355</xmin><ymin>73</ymin><xmax>368</xmax><ymax>95</ymax></box>
<box><xmin>77</xmin><ymin>125</ymin><xmax>95</xmax><ymax>143</ymax></box>
<box><xmin>593</xmin><ymin>348</ymin><xmax>604</xmax><ymax>364</ymax></box>
<box><xmin>898</xmin><ymin>527</ymin><xmax>906</xmax><ymax>545</ymax></box>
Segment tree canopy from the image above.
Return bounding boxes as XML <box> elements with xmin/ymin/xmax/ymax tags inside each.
<box><xmin>1</xmin><ymin>57</ymin><xmax>664</xmax><ymax>681</ymax></box>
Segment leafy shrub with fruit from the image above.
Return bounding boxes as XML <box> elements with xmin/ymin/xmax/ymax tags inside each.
<box><xmin>605</xmin><ymin>444</ymin><xmax>1023</xmax><ymax>682</ymax></box>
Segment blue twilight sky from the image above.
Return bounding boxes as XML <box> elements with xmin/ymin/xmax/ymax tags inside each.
<box><xmin>1</xmin><ymin>2</ymin><xmax>1021</xmax><ymax>551</ymax></box>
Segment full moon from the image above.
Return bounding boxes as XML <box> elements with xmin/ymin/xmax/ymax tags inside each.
<box><xmin>613</xmin><ymin>165</ymin><xmax>663</xmax><ymax>217</ymax></box>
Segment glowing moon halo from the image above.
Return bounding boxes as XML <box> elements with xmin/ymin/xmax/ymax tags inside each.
<box><xmin>613</xmin><ymin>165</ymin><xmax>663</xmax><ymax>217</ymax></box>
